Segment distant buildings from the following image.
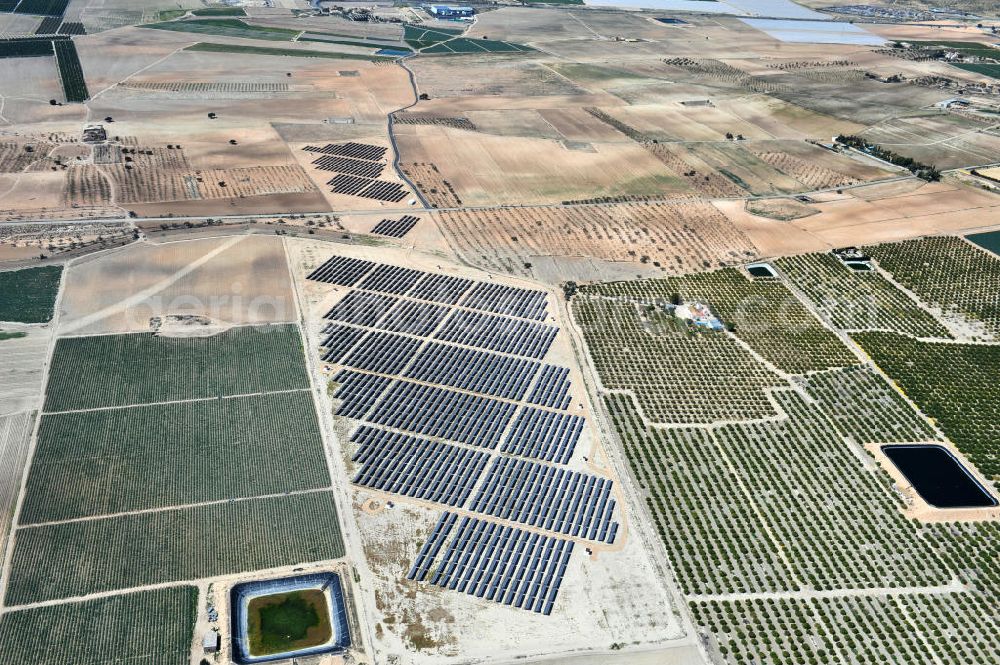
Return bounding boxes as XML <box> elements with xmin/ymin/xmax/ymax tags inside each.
<box><xmin>426</xmin><ymin>5</ymin><xmax>475</xmax><ymax>18</ymax></box>
<box><xmin>674</xmin><ymin>302</ymin><xmax>725</xmax><ymax>331</ymax></box>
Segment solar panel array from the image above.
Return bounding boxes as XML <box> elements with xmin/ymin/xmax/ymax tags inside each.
<box><xmin>331</xmin><ymin>370</ymin><xmax>391</xmax><ymax>419</ymax></box>
<box><xmin>371</xmin><ymin>215</ymin><xmax>420</xmax><ymax>238</ymax></box>
<box><xmin>405</xmin><ymin>342</ymin><xmax>540</xmax><ymax>400</ymax></box>
<box><xmin>500</xmin><ymin>408</ymin><xmax>584</xmax><ymax>465</ymax></box>
<box><xmin>471</xmin><ymin>457</ymin><xmax>618</xmax><ymax>544</ymax></box>
<box><xmin>367</xmin><ymin>381</ymin><xmax>516</xmax><ymax>449</ymax></box>
<box><xmin>527</xmin><ymin>365</ymin><xmax>572</xmax><ymax>410</ymax></box>
<box><xmin>351</xmin><ymin>427</ymin><xmax>489</xmax><ymax>506</ymax></box>
<box><xmin>304</xmin><ymin>144</ymin><xmax>407</xmax><ymax>202</ymax></box>
<box><xmin>307</xmin><ymin>257</ymin><xmax>621</xmax><ymax>615</ymax></box>
<box><xmin>435</xmin><ymin>309</ymin><xmax>558</xmax><ymax>359</ymax></box>
<box><xmin>408</xmin><ymin>512</ymin><xmax>574</xmax><ymax>615</ymax></box>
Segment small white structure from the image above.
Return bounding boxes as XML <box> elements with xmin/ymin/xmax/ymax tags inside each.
<box><xmin>203</xmin><ymin>630</ymin><xmax>220</xmax><ymax>653</ymax></box>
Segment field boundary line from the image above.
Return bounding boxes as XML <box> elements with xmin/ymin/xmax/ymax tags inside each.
<box><xmin>42</xmin><ymin>386</ymin><xmax>312</xmax><ymax>415</ymax></box>
<box><xmin>17</xmin><ymin>486</ymin><xmax>334</xmax><ymax>530</ymax></box>
<box><xmin>688</xmin><ymin>577</ymin><xmax>966</xmax><ymax>602</ymax></box>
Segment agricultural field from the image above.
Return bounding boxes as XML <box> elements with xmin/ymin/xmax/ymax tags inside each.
<box><xmin>0</xmin><ymin>412</ymin><xmax>34</xmax><ymax>550</ymax></box>
<box><xmin>21</xmin><ymin>391</ymin><xmax>329</xmax><ymax>523</ymax></box>
<box><xmin>774</xmin><ymin>252</ymin><xmax>951</xmax><ymax>338</ymax></box>
<box><xmin>7</xmin><ymin>491</ymin><xmax>344</xmax><ymax>604</ymax></box>
<box><xmin>0</xmin><ymin>586</ymin><xmax>198</xmax><ymax>664</ymax></box>
<box><xmin>43</xmin><ymin>323</ymin><xmax>309</xmax><ymax>411</ymax></box>
<box><xmin>866</xmin><ymin>237</ymin><xmax>1000</xmax><ymax>339</ymax></box>
<box><xmin>0</xmin><ymin>265</ymin><xmax>61</xmax><ymax>323</ymax></box>
<box><xmin>853</xmin><ymin>332</ymin><xmax>1000</xmax><ymax>485</ymax></box>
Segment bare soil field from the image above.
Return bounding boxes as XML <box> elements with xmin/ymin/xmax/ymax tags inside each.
<box><xmin>58</xmin><ymin>235</ymin><xmax>295</xmax><ymax>335</ymax></box>
<box><xmin>435</xmin><ymin>200</ymin><xmax>758</xmax><ymax>279</ymax></box>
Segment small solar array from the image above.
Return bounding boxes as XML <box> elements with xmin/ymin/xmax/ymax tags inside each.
<box><xmin>351</xmin><ymin>427</ymin><xmax>489</xmax><ymax>506</ymax></box>
<box><xmin>307</xmin><ymin>256</ymin><xmax>619</xmax><ymax>614</ymax></box>
<box><xmin>304</xmin><ymin>143</ymin><xmax>407</xmax><ymax>203</ymax></box>
<box><xmin>471</xmin><ymin>457</ymin><xmax>618</xmax><ymax>544</ymax></box>
<box><xmin>408</xmin><ymin>512</ymin><xmax>574</xmax><ymax>615</ymax></box>
<box><xmin>527</xmin><ymin>365</ymin><xmax>573</xmax><ymax>410</ymax></box>
<box><xmin>371</xmin><ymin>215</ymin><xmax>420</xmax><ymax>239</ymax></box>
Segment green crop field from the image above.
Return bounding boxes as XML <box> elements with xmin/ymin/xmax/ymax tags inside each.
<box><xmin>0</xmin><ymin>265</ymin><xmax>62</xmax><ymax>324</ymax></box>
<box><xmin>7</xmin><ymin>491</ymin><xmax>344</xmax><ymax>605</ymax></box>
<box><xmin>775</xmin><ymin>253</ymin><xmax>951</xmax><ymax>339</ymax></box>
<box><xmin>185</xmin><ymin>42</ymin><xmax>393</xmax><ymax>62</ymax></box>
<box><xmin>53</xmin><ymin>39</ymin><xmax>88</xmax><ymax>102</ymax></box>
<box><xmin>191</xmin><ymin>6</ymin><xmax>246</xmax><ymax>16</ymax></box>
<box><xmin>853</xmin><ymin>331</ymin><xmax>1000</xmax><ymax>484</ymax></box>
<box><xmin>0</xmin><ymin>587</ymin><xmax>197</xmax><ymax>663</ymax></box>
<box><xmin>866</xmin><ymin>236</ymin><xmax>1000</xmax><ymax>338</ymax></box>
<box><xmin>143</xmin><ymin>18</ymin><xmax>300</xmax><ymax>41</ymax></box>
<box><xmin>423</xmin><ymin>38</ymin><xmax>533</xmax><ymax>54</ymax></box>
<box><xmin>43</xmin><ymin>324</ymin><xmax>309</xmax><ymax>411</ymax></box>
<box><xmin>952</xmin><ymin>63</ymin><xmax>1000</xmax><ymax>80</ymax></box>
<box><xmin>21</xmin><ymin>391</ymin><xmax>330</xmax><ymax>524</ymax></box>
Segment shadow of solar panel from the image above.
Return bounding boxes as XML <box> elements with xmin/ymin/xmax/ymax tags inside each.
<box><xmin>313</xmin><ymin>154</ymin><xmax>385</xmax><ymax>178</ymax></box>
<box><xmin>307</xmin><ymin>255</ymin><xmax>376</xmax><ymax>285</ymax></box>
<box><xmin>366</xmin><ymin>380</ymin><xmax>516</xmax><ymax>448</ymax></box>
<box><xmin>426</xmin><ymin>514</ymin><xmax>574</xmax><ymax>614</ymax></box>
<box><xmin>323</xmin><ymin>290</ymin><xmax>399</xmax><ymax>328</ymax></box>
<box><xmin>350</xmin><ymin>426</ymin><xmax>490</xmax><ymax>506</ymax></box>
<box><xmin>357</xmin><ymin>264</ymin><xmax>425</xmax><ymax>295</ymax></box>
<box><xmin>460</xmin><ymin>282</ymin><xmax>549</xmax><ymax>321</ymax></box>
<box><xmin>371</xmin><ymin>215</ymin><xmax>420</xmax><ymax>238</ymax></box>
<box><xmin>377</xmin><ymin>299</ymin><xmax>449</xmax><ymax>336</ymax></box>
<box><xmin>435</xmin><ymin>309</ymin><xmax>558</xmax><ymax>359</ymax></box>
<box><xmin>406</xmin><ymin>273</ymin><xmax>474</xmax><ymax>305</ymax></box>
<box><xmin>526</xmin><ymin>365</ymin><xmax>572</xmax><ymax>410</ymax></box>
<box><xmin>341</xmin><ymin>329</ymin><xmax>424</xmax><ymax>375</ymax></box>
<box><xmin>319</xmin><ymin>323</ymin><xmax>368</xmax><ymax>363</ymax></box>
<box><xmin>404</xmin><ymin>342</ymin><xmax>540</xmax><ymax>400</ymax></box>
<box><xmin>470</xmin><ymin>457</ymin><xmax>618</xmax><ymax>544</ymax></box>
<box><xmin>500</xmin><ymin>407</ymin><xmax>583</xmax><ymax>465</ymax></box>
<box><xmin>331</xmin><ymin>370</ymin><xmax>393</xmax><ymax>419</ymax></box>
<box><xmin>305</xmin><ymin>142</ymin><xmax>387</xmax><ymax>161</ymax></box>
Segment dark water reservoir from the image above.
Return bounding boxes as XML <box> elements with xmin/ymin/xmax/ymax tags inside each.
<box><xmin>967</xmin><ymin>230</ymin><xmax>1000</xmax><ymax>258</ymax></box>
<box><xmin>882</xmin><ymin>445</ymin><xmax>997</xmax><ymax>508</ymax></box>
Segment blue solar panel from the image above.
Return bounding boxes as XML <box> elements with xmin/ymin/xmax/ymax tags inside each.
<box><xmin>434</xmin><ymin>309</ymin><xmax>558</xmax><ymax>359</ymax></box>
<box><xmin>351</xmin><ymin>426</ymin><xmax>490</xmax><ymax>506</ymax></box>
<box><xmin>500</xmin><ymin>407</ymin><xmax>584</xmax><ymax>464</ymax></box>
<box><xmin>307</xmin><ymin>255</ymin><xmax>375</xmax><ymax>285</ymax></box>
<box><xmin>414</xmin><ymin>516</ymin><xmax>572</xmax><ymax>613</ymax></box>
<box><xmin>366</xmin><ymin>380</ymin><xmax>517</xmax><ymax>448</ymax></box>
<box><xmin>331</xmin><ymin>369</ymin><xmax>393</xmax><ymax>419</ymax></box>
<box><xmin>404</xmin><ymin>342</ymin><xmax>540</xmax><ymax>400</ymax></box>
<box><xmin>340</xmin><ymin>329</ymin><xmax>424</xmax><ymax>375</ymax></box>
<box><xmin>526</xmin><ymin>365</ymin><xmax>572</xmax><ymax>410</ymax></box>
<box><xmin>470</xmin><ymin>457</ymin><xmax>619</xmax><ymax>544</ymax></box>
<box><xmin>324</xmin><ymin>290</ymin><xmax>399</xmax><ymax>327</ymax></box>
<box><xmin>459</xmin><ymin>282</ymin><xmax>549</xmax><ymax>321</ymax></box>
<box><xmin>319</xmin><ymin>323</ymin><xmax>367</xmax><ymax>363</ymax></box>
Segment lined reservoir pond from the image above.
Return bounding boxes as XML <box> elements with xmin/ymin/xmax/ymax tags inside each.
<box><xmin>967</xmin><ymin>230</ymin><xmax>1000</xmax><ymax>258</ymax></box>
<box><xmin>882</xmin><ymin>445</ymin><xmax>997</xmax><ymax>509</ymax></box>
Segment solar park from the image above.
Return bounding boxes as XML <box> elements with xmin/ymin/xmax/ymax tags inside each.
<box><xmin>307</xmin><ymin>254</ymin><xmax>620</xmax><ymax>614</ymax></box>
<box><xmin>303</xmin><ymin>143</ymin><xmax>409</xmax><ymax>203</ymax></box>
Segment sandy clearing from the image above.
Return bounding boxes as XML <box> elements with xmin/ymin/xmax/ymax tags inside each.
<box><xmin>58</xmin><ymin>235</ymin><xmax>295</xmax><ymax>335</ymax></box>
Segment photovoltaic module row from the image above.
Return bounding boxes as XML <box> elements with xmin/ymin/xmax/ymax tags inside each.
<box><xmin>404</xmin><ymin>342</ymin><xmax>540</xmax><ymax>401</ymax></box>
<box><xmin>434</xmin><ymin>309</ymin><xmax>558</xmax><ymax>360</ymax></box>
<box><xmin>527</xmin><ymin>365</ymin><xmax>572</xmax><ymax>410</ymax></box>
<box><xmin>371</xmin><ymin>215</ymin><xmax>420</xmax><ymax>239</ymax></box>
<box><xmin>351</xmin><ymin>426</ymin><xmax>489</xmax><ymax>507</ymax></box>
<box><xmin>340</xmin><ymin>329</ymin><xmax>424</xmax><ymax>375</ymax></box>
<box><xmin>331</xmin><ymin>370</ymin><xmax>392</xmax><ymax>419</ymax></box>
<box><xmin>306</xmin><ymin>257</ymin><xmax>547</xmax><ymax>319</ymax></box>
<box><xmin>409</xmin><ymin>512</ymin><xmax>574</xmax><ymax>615</ymax></box>
<box><xmin>312</xmin><ymin>154</ymin><xmax>385</xmax><ymax>179</ymax></box>
<box><xmin>304</xmin><ymin>142</ymin><xmax>387</xmax><ymax>161</ymax></box>
<box><xmin>500</xmin><ymin>407</ymin><xmax>584</xmax><ymax>465</ymax></box>
<box><xmin>324</xmin><ymin>290</ymin><xmax>399</xmax><ymax>328</ymax></box>
<box><xmin>366</xmin><ymin>380</ymin><xmax>517</xmax><ymax>449</ymax></box>
<box><xmin>471</xmin><ymin>457</ymin><xmax>618</xmax><ymax>544</ymax></box>
<box><xmin>320</xmin><ymin>323</ymin><xmax>368</xmax><ymax>364</ymax></box>
<box><xmin>378</xmin><ymin>299</ymin><xmax>450</xmax><ymax>336</ymax></box>
<box><xmin>461</xmin><ymin>282</ymin><xmax>549</xmax><ymax>321</ymax></box>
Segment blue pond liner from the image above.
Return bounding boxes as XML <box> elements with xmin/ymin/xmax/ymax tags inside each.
<box><xmin>230</xmin><ymin>572</ymin><xmax>351</xmax><ymax>664</ymax></box>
